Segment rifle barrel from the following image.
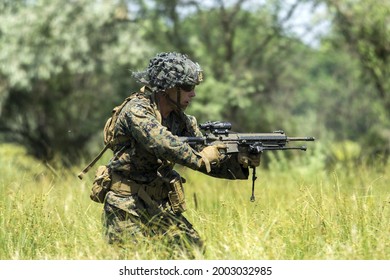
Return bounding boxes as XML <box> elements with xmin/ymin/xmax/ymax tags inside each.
<box><xmin>288</xmin><ymin>137</ymin><xmax>315</xmax><ymax>141</ymax></box>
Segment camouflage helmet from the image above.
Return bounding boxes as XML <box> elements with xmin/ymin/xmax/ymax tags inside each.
<box><xmin>132</xmin><ymin>52</ymin><xmax>203</xmax><ymax>92</ymax></box>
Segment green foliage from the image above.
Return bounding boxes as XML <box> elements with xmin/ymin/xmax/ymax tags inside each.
<box><xmin>1</xmin><ymin>0</ymin><xmax>389</xmax><ymax>262</ymax></box>
<box><xmin>0</xmin><ymin>144</ymin><xmax>389</xmax><ymax>259</ymax></box>
<box><xmin>324</xmin><ymin>0</ymin><xmax>390</xmax><ymax>113</ymax></box>
<box><xmin>0</xmin><ymin>143</ymin><xmax>48</xmax><ymax>182</ymax></box>
<box><xmin>0</xmin><ymin>0</ymin><xmax>389</xmax><ymax>164</ymax></box>
<box><xmin>328</xmin><ymin>140</ymin><xmax>362</xmax><ymax>168</ymax></box>
<box><xmin>0</xmin><ymin>0</ymin><xmax>153</xmax><ymax>162</ymax></box>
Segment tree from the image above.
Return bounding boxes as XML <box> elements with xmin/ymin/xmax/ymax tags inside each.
<box><xmin>0</xmin><ymin>0</ymin><xmax>152</xmax><ymax>163</ymax></box>
<box><xmin>323</xmin><ymin>0</ymin><xmax>390</xmax><ymax>115</ymax></box>
<box><xmin>2</xmin><ymin>0</ymin><xmax>388</xmax><ymax>164</ymax></box>
<box><xmin>137</xmin><ymin>0</ymin><xmax>314</xmax><ymax>132</ymax></box>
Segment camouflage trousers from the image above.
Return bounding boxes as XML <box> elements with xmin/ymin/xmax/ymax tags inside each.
<box><xmin>102</xmin><ymin>190</ymin><xmax>204</xmax><ymax>253</ymax></box>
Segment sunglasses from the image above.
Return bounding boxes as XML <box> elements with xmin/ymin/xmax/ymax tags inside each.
<box><xmin>179</xmin><ymin>84</ymin><xmax>196</xmax><ymax>92</ymax></box>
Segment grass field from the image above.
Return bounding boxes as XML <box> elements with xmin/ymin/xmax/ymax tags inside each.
<box><xmin>0</xmin><ymin>144</ymin><xmax>389</xmax><ymax>260</ymax></box>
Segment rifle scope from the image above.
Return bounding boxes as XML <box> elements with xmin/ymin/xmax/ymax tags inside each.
<box><xmin>199</xmin><ymin>121</ymin><xmax>232</xmax><ymax>132</ymax></box>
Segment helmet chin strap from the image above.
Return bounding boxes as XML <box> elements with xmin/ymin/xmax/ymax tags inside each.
<box><xmin>165</xmin><ymin>87</ymin><xmax>182</xmax><ymax>112</ymax></box>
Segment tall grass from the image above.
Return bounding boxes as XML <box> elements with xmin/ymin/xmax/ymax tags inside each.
<box><xmin>0</xmin><ymin>144</ymin><xmax>389</xmax><ymax>260</ymax></box>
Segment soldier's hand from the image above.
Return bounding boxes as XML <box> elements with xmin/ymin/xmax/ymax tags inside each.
<box><xmin>238</xmin><ymin>151</ymin><xmax>261</xmax><ymax>168</ymax></box>
<box><xmin>199</xmin><ymin>143</ymin><xmax>226</xmax><ymax>173</ymax></box>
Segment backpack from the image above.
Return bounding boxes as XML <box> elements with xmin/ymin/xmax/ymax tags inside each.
<box><xmin>77</xmin><ymin>93</ymin><xmax>136</xmax><ymax>180</ymax></box>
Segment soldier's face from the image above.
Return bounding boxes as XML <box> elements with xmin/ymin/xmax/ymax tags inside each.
<box><xmin>179</xmin><ymin>87</ymin><xmax>196</xmax><ymax>110</ymax></box>
<box><xmin>166</xmin><ymin>86</ymin><xmax>196</xmax><ymax>110</ymax></box>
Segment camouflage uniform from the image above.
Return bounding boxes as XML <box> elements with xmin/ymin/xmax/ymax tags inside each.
<box><xmin>102</xmin><ymin>53</ymin><xmax>248</xmax><ymax>251</ymax></box>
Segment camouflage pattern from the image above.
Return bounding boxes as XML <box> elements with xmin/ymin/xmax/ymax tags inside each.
<box><xmin>132</xmin><ymin>52</ymin><xmax>203</xmax><ymax>93</ymax></box>
<box><xmin>103</xmin><ymin>87</ymin><xmax>249</xmax><ymax>251</ymax></box>
<box><xmin>103</xmin><ymin>192</ymin><xmax>203</xmax><ymax>251</ymax></box>
<box><xmin>103</xmin><ymin>86</ymin><xmax>205</xmax><ymax>249</ymax></box>
<box><xmin>108</xmin><ymin>90</ymin><xmax>203</xmax><ymax>182</ymax></box>
<box><xmin>103</xmin><ymin>58</ymin><xmax>248</xmax><ymax>249</ymax></box>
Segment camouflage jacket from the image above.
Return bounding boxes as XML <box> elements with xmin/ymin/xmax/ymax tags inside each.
<box><xmin>108</xmin><ymin>88</ymin><xmax>248</xmax><ymax>184</ymax></box>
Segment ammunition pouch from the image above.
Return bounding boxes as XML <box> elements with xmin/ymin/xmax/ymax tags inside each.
<box><xmin>109</xmin><ymin>171</ymin><xmax>187</xmax><ymax>215</ymax></box>
<box><xmin>90</xmin><ymin>165</ymin><xmax>112</xmax><ymax>203</ymax></box>
<box><xmin>109</xmin><ymin>172</ymin><xmax>168</xmax><ymax>213</ymax></box>
<box><xmin>111</xmin><ymin>173</ymin><xmax>168</xmax><ymax>199</ymax></box>
<box><xmin>168</xmin><ymin>176</ymin><xmax>187</xmax><ymax>214</ymax></box>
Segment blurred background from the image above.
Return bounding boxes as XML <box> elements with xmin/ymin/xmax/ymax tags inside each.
<box><xmin>0</xmin><ymin>0</ymin><xmax>389</xmax><ymax>170</ymax></box>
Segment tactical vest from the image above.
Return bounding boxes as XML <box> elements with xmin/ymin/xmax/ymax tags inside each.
<box><xmin>78</xmin><ymin>87</ymin><xmax>161</xmax><ymax>179</ymax></box>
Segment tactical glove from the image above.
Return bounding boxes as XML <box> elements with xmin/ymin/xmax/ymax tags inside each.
<box><xmin>238</xmin><ymin>151</ymin><xmax>261</xmax><ymax>168</ymax></box>
<box><xmin>199</xmin><ymin>143</ymin><xmax>226</xmax><ymax>173</ymax></box>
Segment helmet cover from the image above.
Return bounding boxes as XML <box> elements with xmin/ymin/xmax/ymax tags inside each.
<box><xmin>132</xmin><ymin>52</ymin><xmax>203</xmax><ymax>92</ymax></box>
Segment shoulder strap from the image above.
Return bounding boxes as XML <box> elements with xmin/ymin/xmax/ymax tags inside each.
<box><xmin>77</xmin><ymin>134</ymin><xmax>133</xmax><ymax>180</ymax></box>
<box><xmin>77</xmin><ymin>92</ymin><xmax>137</xmax><ymax>180</ymax></box>
<box><xmin>77</xmin><ymin>143</ymin><xmax>110</xmax><ymax>180</ymax></box>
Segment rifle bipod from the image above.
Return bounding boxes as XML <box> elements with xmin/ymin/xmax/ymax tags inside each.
<box><xmin>250</xmin><ymin>166</ymin><xmax>257</xmax><ymax>202</ymax></box>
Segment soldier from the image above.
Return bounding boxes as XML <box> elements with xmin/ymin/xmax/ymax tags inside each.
<box><xmin>103</xmin><ymin>52</ymin><xmax>249</xmax><ymax>255</ymax></box>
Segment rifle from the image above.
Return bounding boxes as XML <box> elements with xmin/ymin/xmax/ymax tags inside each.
<box><xmin>179</xmin><ymin>121</ymin><xmax>315</xmax><ymax>202</ymax></box>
